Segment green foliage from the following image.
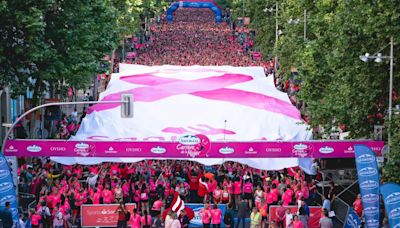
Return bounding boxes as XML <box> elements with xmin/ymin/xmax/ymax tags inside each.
<box><xmin>230</xmin><ymin>0</ymin><xmax>400</xmax><ymax>139</ymax></box>
<box><xmin>382</xmin><ymin>113</ymin><xmax>400</xmax><ymax>183</ymax></box>
<box><xmin>0</xmin><ymin>0</ymin><xmax>122</xmax><ymax>102</ymax></box>
<box><xmin>0</xmin><ymin>0</ymin><xmax>165</xmax><ymax>103</ymax></box>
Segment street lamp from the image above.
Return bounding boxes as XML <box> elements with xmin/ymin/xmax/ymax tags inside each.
<box><xmin>359</xmin><ymin>36</ymin><xmax>394</xmax><ymax>154</ymax></box>
<box><xmin>287</xmin><ymin>9</ymin><xmax>307</xmax><ymax>41</ymax></box>
<box><xmin>264</xmin><ymin>1</ymin><xmax>279</xmax><ymax>74</ymax></box>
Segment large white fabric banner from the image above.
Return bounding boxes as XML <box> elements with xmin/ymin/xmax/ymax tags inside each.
<box><xmin>54</xmin><ymin>65</ymin><xmax>312</xmax><ymax>171</ymax></box>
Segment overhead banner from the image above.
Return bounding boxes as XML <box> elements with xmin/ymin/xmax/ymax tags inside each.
<box><xmin>4</xmin><ymin>139</ymin><xmax>383</xmax><ymax>158</ymax></box>
<box><xmin>345</xmin><ymin>208</ymin><xmax>362</xmax><ymax>228</ymax></box>
<box><xmin>354</xmin><ymin>145</ymin><xmax>380</xmax><ymax>228</ymax></box>
<box><xmin>75</xmin><ymin>65</ymin><xmax>311</xmax><ymax>142</ymax></box>
<box><xmin>381</xmin><ymin>183</ymin><xmax>400</xmax><ymax>228</ymax></box>
<box><xmin>0</xmin><ymin>154</ymin><xmax>19</xmax><ymax>226</ymax></box>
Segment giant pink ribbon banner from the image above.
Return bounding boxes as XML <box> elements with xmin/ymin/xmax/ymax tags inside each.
<box><xmin>3</xmin><ymin>137</ymin><xmax>384</xmax><ymax>158</ymax></box>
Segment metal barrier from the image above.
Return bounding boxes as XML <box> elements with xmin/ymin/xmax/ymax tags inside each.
<box><xmin>332</xmin><ymin>197</ymin><xmax>350</xmax><ymax>228</ymax></box>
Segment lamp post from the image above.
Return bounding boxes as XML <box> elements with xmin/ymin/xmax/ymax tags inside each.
<box><xmin>263</xmin><ymin>1</ymin><xmax>279</xmax><ymax>74</ymax></box>
<box><xmin>359</xmin><ymin>36</ymin><xmax>394</xmax><ymax>154</ymax></box>
<box><xmin>287</xmin><ymin>9</ymin><xmax>307</xmax><ymax>41</ymax></box>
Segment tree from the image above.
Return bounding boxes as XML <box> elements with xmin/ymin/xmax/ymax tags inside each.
<box><xmin>382</xmin><ymin>113</ymin><xmax>400</xmax><ymax>183</ymax></box>
<box><xmin>229</xmin><ymin>0</ymin><xmax>399</xmax><ymax>139</ymax></box>
<box><xmin>0</xmin><ymin>0</ymin><xmax>122</xmax><ymax>104</ymax></box>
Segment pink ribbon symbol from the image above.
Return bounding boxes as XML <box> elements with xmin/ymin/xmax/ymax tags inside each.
<box><xmin>88</xmin><ymin>72</ymin><xmax>301</xmax><ymax>120</ymax></box>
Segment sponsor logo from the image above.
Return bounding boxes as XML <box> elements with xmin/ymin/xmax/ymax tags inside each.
<box><xmin>105</xmin><ymin>146</ymin><xmax>117</xmax><ymax>154</ymax></box>
<box><xmin>0</xmin><ymin>170</ymin><xmax>10</xmax><ymax>180</ymax></box>
<box><xmin>389</xmin><ymin>208</ymin><xmax>400</xmax><ymax>219</ymax></box>
<box><xmin>360</xmin><ymin>180</ymin><xmax>379</xmax><ymax>190</ymax></box>
<box><xmin>5</xmin><ymin>145</ymin><xmax>18</xmax><ymax>153</ymax></box>
<box><xmin>319</xmin><ymin>146</ymin><xmax>334</xmax><ymax>154</ymax></box>
<box><xmin>27</xmin><ymin>145</ymin><xmax>42</xmax><ymax>152</ymax></box>
<box><xmin>218</xmin><ymin>146</ymin><xmax>234</xmax><ymax>154</ymax></box>
<box><xmin>50</xmin><ymin>146</ymin><xmax>66</xmax><ymax>151</ymax></box>
<box><xmin>75</xmin><ymin>143</ymin><xmax>89</xmax><ymax>149</ymax></box>
<box><xmin>125</xmin><ymin>147</ymin><xmax>142</xmax><ymax>152</ymax></box>
<box><xmin>10</xmin><ymin>208</ymin><xmax>18</xmax><ymax>218</ymax></box>
<box><xmin>294</xmin><ymin>144</ymin><xmax>308</xmax><ymax>150</ymax></box>
<box><xmin>292</xmin><ymin>143</ymin><xmax>310</xmax><ymax>157</ymax></box>
<box><xmin>0</xmin><ymin>157</ymin><xmax>6</xmax><ymax>166</ymax></box>
<box><xmin>0</xmin><ymin>182</ymin><xmax>13</xmax><ymax>193</ymax></box>
<box><xmin>356</xmin><ymin>154</ymin><xmax>375</xmax><ymax>163</ymax></box>
<box><xmin>245</xmin><ymin>147</ymin><xmax>257</xmax><ymax>154</ymax></box>
<box><xmin>0</xmin><ymin>195</ymin><xmax>17</xmax><ymax>205</ymax></box>
<box><xmin>344</xmin><ymin>146</ymin><xmax>354</xmax><ymax>153</ymax></box>
<box><xmin>178</xmin><ymin>135</ymin><xmax>201</xmax><ymax>145</ymax></box>
<box><xmin>346</xmin><ymin>214</ymin><xmax>358</xmax><ymax>226</ymax></box>
<box><xmin>385</xmin><ymin>192</ymin><xmax>400</xmax><ymax>205</ymax></box>
<box><xmin>362</xmin><ymin>194</ymin><xmax>379</xmax><ymax>204</ymax></box>
<box><xmin>74</xmin><ymin>142</ymin><xmax>93</xmax><ymax>157</ymax></box>
<box><xmin>150</xmin><ymin>146</ymin><xmax>167</xmax><ymax>154</ymax></box>
<box><xmin>366</xmin><ymin>219</ymin><xmax>379</xmax><ymax>227</ymax></box>
<box><xmin>358</xmin><ymin>167</ymin><xmax>377</xmax><ymax>177</ymax></box>
<box><xmin>265</xmin><ymin>147</ymin><xmax>282</xmax><ymax>152</ymax></box>
<box><xmin>191</xmin><ymin>207</ymin><xmax>204</xmax><ymax>225</ymax></box>
<box><xmin>364</xmin><ymin>207</ymin><xmax>379</xmax><ymax>216</ymax></box>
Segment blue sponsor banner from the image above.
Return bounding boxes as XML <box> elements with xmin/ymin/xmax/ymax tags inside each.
<box><xmin>186</xmin><ymin>203</ymin><xmax>226</xmax><ymax>227</ymax></box>
<box><xmin>354</xmin><ymin>145</ymin><xmax>380</xmax><ymax>228</ymax></box>
<box><xmin>344</xmin><ymin>208</ymin><xmax>362</xmax><ymax>228</ymax></box>
<box><xmin>381</xmin><ymin>183</ymin><xmax>400</xmax><ymax>228</ymax></box>
<box><xmin>0</xmin><ymin>154</ymin><xmax>19</xmax><ymax>227</ymax></box>
<box><xmin>167</xmin><ymin>2</ymin><xmax>222</xmax><ymax>22</ymax></box>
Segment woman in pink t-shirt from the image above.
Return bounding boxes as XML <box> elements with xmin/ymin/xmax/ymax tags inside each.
<box><xmin>200</xmin><ymin>203</ymin><xmax>212</xmax><ymax>227</ymax></box>
<box><xmin>243</xmin><ymin>179</ymin><xmax>254</xmax><ymax>209</ymax></box>
<box><xmin>213</xmin><ymin>186</ymin><xmax>222</xmax><ymax>204</ymax></box>
<box><xmin>140</xmin><ymin>184</ymin><xmax>149</xmax><ymax>214</ymax></box>
<box><xmin>130</xmin><ymin>208</ymin><xmax>141</xmax><ymax>228</ymax></box>
<box><xmin>141</xmin><ymin>210</ymin><xmax>152</xmax><ymax>228</ymax></box>
<box><xmin>282</xmin><ymin>188</ymin><xmax>292</xmax><ymax>206</ymax></box>
<box><xmin>233</xmin><ymin>177</ymin><xmax>242</xmax><ymax>210</ymax></box>
<box><xmin>30</xmin><ymin>209</ymin><xmax>42</xmax><ymax>228</ymax></box>
<box><xmin>210</xmin><ymin>204</ymin><xmax>222</xmax><ymax>227</ymax></box>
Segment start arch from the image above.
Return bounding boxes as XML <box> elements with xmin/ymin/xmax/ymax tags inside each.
<box><xmin>166</xmin><ymin>1</ymin><xmax>222</xmax><ymax>22</ymax></box>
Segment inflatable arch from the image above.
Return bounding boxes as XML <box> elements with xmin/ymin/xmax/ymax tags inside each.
<box><xmin>166</xmin><ymin>2</ymin><xmax>222</xmax><ymax>22</ymax></box>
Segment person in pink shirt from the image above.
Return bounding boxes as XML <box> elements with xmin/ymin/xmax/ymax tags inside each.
<box><xmin>292</xmin><ymin>215</ymin><xmax>303</xmax><ymax>228</ymax></box>
<box><xmin>151</xmin><ymin>196</ymin><xmax>163</xmax><ymax>216</ymax></box>
<box><xmin>102</xmin><ymin>186</ymin><xmax>113</xmax><ymax>204</ymax></box>
<box><xmin>265</xmin><ymin>187</ymin><xmax>274</xmax><ymax>205</ymax></box>
<box><xmin>233</xmin><ymin>177</ymin><xmax>242</xmax><ymax>210</ymax></box>
<box><xmin>141</xmin><ymin>210</ymin><xmax>152</xmax><ymax>228</ymax></box>
<box><xmin>30</xmin><ymin>209</ymin><xmax>42</xmax><ymax>228</ymax></box>
<box><xmin>200</xmin><ymin>203</ymin><xmax>212</xmax><ymax>227</ymax></box>
<box><xmin>243</xmin><ymin>179</ymin><xmax>254</xmax><ymax>209</ymax></box>
<box><xmin>210</xmin><ymin>204</ymin><xmax>222</xmax><ymax>228</ymax></box>
<box><xmin>213</xmin><ymin>186</ymin><xmax>222</xmax><ymax>204</ymax></box>
<box><xmin>282</xmin><ymin>188</ymin><xmax>292</xmax><ymax>206</ymax></box>
<box><xmin>271</xmin><ymin>184</ymin><xmax>279</xmax><ymax>204</ymax></box>
<box><xmin>130</xmin><ymin>208</ymin><xmax>141</xmax><ymax>228</ymax></box>
<box><xmin>93</xmin><ymin>188</ymin><xmax>101</xmax><ymax>204</ymax></box>
<box><xmin>140</xmin><ymin>184</ymin><xmax>150</xmax><ymax>214</ymax></box>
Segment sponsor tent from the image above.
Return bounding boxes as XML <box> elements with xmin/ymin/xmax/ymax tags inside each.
<box><xmin>51</xmin><ymin>64</ymin><xmax>313</xmax><ymax>171</ymax></box>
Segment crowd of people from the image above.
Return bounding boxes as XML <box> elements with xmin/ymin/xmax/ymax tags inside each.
<box><xmin>16</xmin><ymin>157</ymin><xmax>335</xmax><ymax>228</ymax></box>
<box><xmin>132</xmin><ymin>9</ymin><xmax>269</xmax><ymax>67</ymax></box>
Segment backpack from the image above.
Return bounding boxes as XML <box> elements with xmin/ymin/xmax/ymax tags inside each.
<box><xmin>41</xmin><ymin>207</ymin><xmax>50</xmax><ymax>223</ymax></box>
<box><xmin>223</xmin><ymin>211</ymin><xmax>233</xmax><ymax>225</ymax></box>
<box><xmin>125</xmin><ymin>211</ymin><xmax>131</xmax><ymax>221</ymax></box>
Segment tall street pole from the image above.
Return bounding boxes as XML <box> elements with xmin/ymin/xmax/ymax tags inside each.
<box><xmin>303</xmin><ymin>9</ymin><xmax>307</xmax><ymax>41</ymax></box>
<box><xmin>388</xmin><ymin>36</ymin><xmax>393</xmax><ymax>154</ymax></box>
<box><xmin>274</xmin><ymin>1</ymin><xmax>278</xmax><ymax>73</ymax></box>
